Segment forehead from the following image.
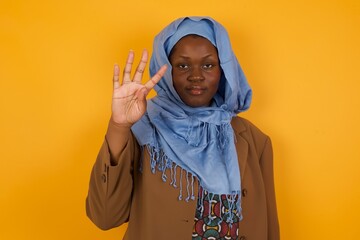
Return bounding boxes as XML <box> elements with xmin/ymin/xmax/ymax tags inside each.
<box><xmin>170</xmin><ymin>34</ymin><xmax>218</xmax><ymax>57</ymax></box>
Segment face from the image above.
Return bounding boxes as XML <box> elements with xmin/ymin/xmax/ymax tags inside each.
<box><xmin>169</xmin><ymin>35</ymin><xmax>221</xmax><ymax>108</ymax></box>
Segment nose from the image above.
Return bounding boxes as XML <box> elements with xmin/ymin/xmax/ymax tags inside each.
<box><xmin>187</xmin><ymin>66</ymin><xmax>204</xmax><ymax>82</ymax></box>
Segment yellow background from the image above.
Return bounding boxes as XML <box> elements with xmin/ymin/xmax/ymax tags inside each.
<box><xmin>1</xmin><ymin>0</ymin><xmax>359</xmax><ymax>239</ymax></box>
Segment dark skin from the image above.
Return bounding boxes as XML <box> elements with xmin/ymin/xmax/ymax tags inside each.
<box><xmin>169</xmin><ymin>35</ymin><xmax>221</xmax><ymax>107</ymax></box>
<box><xmin>111</xmin><ymin>35</ymin><xmax>220</xmax><ymax>127</ymax></box>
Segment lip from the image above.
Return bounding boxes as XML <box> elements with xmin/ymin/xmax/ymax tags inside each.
<box><xmin>186</xmin><ymin>85</ymin><xmax>206</xmax><ymax>95</ymax></box>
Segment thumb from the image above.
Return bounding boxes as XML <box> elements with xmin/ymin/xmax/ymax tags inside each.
<box><xmin>137</xmin><ymin>87</ymin><xmax>148</xmax><ymax>101</ymax></box>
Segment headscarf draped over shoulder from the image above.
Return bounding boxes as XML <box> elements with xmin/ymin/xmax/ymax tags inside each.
<box><xmin>132</xmin><ymin>16</ymin><xmax>252</xmax><ymax>222</ymax></box>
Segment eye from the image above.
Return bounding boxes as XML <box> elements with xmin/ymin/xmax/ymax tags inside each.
<box><xmin>177</xmin><ymin>64</ymin><xmax>189</xmax><ymax>70</ymax></box>
<box><xmin>202</xmin><ymin>64</ymin><xmax>214</xmax><ymax>70</ymax></box>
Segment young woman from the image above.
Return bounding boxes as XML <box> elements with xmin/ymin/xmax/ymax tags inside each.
<box><xmin>86</xmin><ymin>16</ymin><xmax>280</xmax><ymax>240</ymax></box>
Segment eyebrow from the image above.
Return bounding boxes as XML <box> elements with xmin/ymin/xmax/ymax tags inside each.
<box><xmin>177</xmin><ymin>54</ymin><xmax>215</xmax><ymax>59</ymax></box>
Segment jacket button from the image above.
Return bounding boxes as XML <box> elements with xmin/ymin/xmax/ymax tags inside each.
<box><xmin>241</xmin><ymin>188</ymin><xmax>248</xmax><ymax>197</ymax></box>
<box><xmin>239</xmin><ymin>236</ymin><xmax>247</xmax><ymax>240</ymax></box>
<box><xmin>101</xmin><ymin>174</ymin><xmax>107</xmax><ymax>183</ymax></box>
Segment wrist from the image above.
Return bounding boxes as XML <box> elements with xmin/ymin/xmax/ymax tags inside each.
<box><xmin>110</xmin><ymin>115</ymin><xmax>133</xmax><ymax>128</ymax></box>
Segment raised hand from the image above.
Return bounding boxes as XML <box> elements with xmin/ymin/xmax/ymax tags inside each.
<box><xmin>111</xmin><ymin>49</ymin><xmax>167</xmax><ymax>127</ymax></box>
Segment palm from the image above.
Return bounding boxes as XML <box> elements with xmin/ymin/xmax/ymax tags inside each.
<box><xmin>111</xmin><ymin>50</ymin><xmax>167</xmax><ymax>127</ymax></box>
<box><xmin>112</xmin><ymin>82</ymin><xmax>148</xmax><ymax>125</ymax></box>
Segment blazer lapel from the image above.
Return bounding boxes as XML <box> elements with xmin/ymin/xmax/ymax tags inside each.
<box><xmin>231</xmin><ymin>117</ymin><xmax>248</xmax><ymax>179</ymax></box>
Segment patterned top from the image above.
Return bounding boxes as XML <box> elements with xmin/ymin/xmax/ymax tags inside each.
<box><xmin>192</xmin><ymin>187</ymin><xmax>240</xmax><ymax>240</ymax></box>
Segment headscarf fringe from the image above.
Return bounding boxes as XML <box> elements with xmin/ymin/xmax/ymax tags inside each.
<box><xmin>142</xmin><ymin>144</ymin><xmax>242</xmax><ymax>225</ymax></box>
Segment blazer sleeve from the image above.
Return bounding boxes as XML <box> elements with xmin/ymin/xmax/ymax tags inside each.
<box><xmin>85</xmin><ymin>119</ymin><xmax>140</xmax><ymax>230</ymax></box>
<box><xmin>259</xmin><ymin>137</ymin><xmax>280</xmax><ymax>240</ymax></box>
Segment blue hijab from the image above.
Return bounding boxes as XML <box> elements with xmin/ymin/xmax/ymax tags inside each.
<box><xmin>132</xmin><ymin>16</ymin><xmax>252</xmax><ymax>222</ymax></box>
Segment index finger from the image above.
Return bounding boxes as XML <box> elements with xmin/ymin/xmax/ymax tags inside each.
<box><xmin>144</xmin><ymin>65</ymin><xmax>167</xmax><ymax>90</ymax></box>
<box><xmin>133</xmin><ymin>49</ymin><xmax>148</xmax><ymax>83</ymax></box>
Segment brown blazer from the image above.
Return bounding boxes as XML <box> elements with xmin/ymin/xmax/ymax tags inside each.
<box><xmin>86</xmin><ymin>116</ymin><xmax>280</xmax><ymax>240</ymax></box>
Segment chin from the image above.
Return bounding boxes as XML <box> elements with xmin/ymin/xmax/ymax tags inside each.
<box><xmin>185</xmin><ymin>102</ymin><xmax>210</xmax><ymax>108</ymax></box>
<box><xmin>181</xmin><ymin>96</ymin><xmax>211</xmax><ymax>108</ymax></box>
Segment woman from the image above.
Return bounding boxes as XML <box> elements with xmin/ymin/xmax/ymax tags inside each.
<box><xmin>86</xmin><ymin>16</ymin><xmax>280</xmax><ymax>240</ymax></box>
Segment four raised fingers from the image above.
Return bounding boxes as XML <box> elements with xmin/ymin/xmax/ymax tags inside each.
<box><xmin>116</xmin><ymin>49</ymin><xmax>167</xmax><ymax>92</ymax></box>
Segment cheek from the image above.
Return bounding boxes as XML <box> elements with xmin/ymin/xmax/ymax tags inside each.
<box><xmin>171</xmin><ymin>73</ymin><xmax>186</xmax><ymax>95</ymax></box>
<box><xmin>172</xmin><ymin>71</ymin><xmax>188</xmax><ymax>86</ymax></box>
<box><xmin>207</xmin><ymin>71</ymin><xmax>221</xmax><ymax>90</ymax></box>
